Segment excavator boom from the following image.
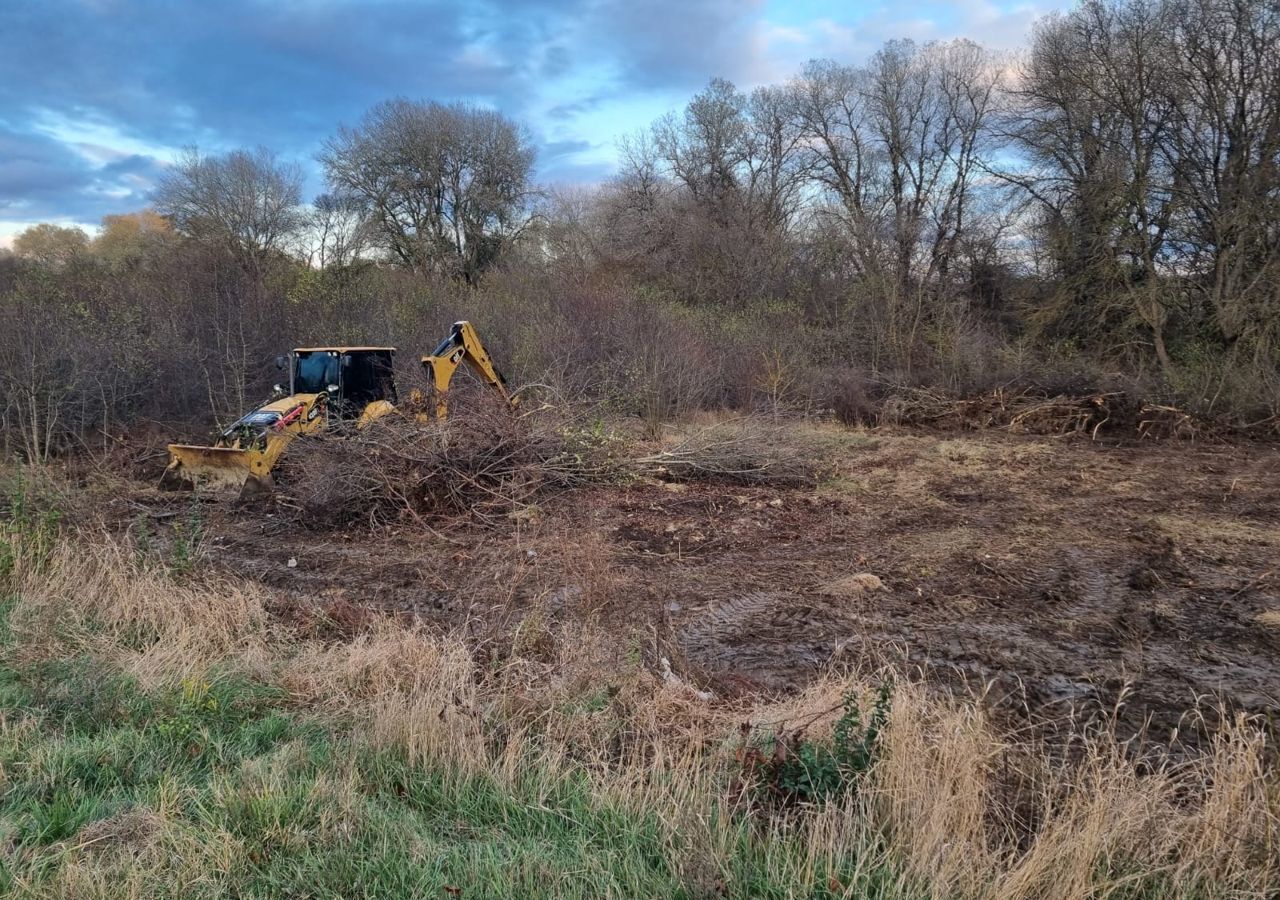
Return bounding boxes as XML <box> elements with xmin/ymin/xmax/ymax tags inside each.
<box><xmin>420</xmin><ymin>321</ymin><xmax>514</xmax><ymax>417</ymax></box>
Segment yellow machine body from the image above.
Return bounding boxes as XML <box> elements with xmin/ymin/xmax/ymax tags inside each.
<box><xmin>161</xmin><ymin>345</ymin><xmax>398</xmax><ymax>497</ymax></box>
<box><xmin>161</xmin><ymin>392</ymin><xmax>330</xmax><ymax>495</ymax></box>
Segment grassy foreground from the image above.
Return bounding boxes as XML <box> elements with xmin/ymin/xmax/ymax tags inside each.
<box><xmin>0</xmin><ymin>651</ymin><xmax>855</xmax><ymax>898</ymax></box>
<box><xmin>1</xmin><ymin>479</ymin><xmax>1277</xmax><ymax>898</ymax></box>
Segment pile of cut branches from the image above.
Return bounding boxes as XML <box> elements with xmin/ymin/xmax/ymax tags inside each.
<box><xmin>1006</xmin><ymin>392</ymin><xmax>1131</xmax><ymax>438</ymax></box>
<box><xmin>876</xmin><ymin>387</ymin><xmax>956</xmax><ymax>429</ymax></box>
<box><xmin>880</xmin><ymin>387</ymin><xmax>1129</xmax><ymax>436</ymax></box>
<box><xmin>636</xmin><ymin>418</ymin><xmax>827</xmax><ymax>487</ymax></box>
<box><xmin>879</xmin><ymin>387</ymin><xmax>1272</xmax><ymax>441</ymax></box>
<box><xmin>276</xmin><ymin>399</ymin><xmax>622</xmax><ymax>528</ymax></box>
<box><xmin>1131</xmin><ymin>403</ymin><xmax>1277</xmax><ymax>441</ymax></box>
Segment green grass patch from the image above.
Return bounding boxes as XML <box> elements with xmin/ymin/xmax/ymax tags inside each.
<box><xmin>0</xmin><ymin>595</ymin><xmax>913</xmax><ymax>899</ymax></box>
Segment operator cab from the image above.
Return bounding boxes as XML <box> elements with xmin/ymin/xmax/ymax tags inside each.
<box><xmin>288</xmin><ymin>347</ymin><xmax>397</xmax><ymax>419</ymax></box>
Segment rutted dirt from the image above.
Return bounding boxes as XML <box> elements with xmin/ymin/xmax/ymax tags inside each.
<box><xmin>114</xmin><ymin>426</ymin><xmax>1280</xmax><ymax>739</ymax></box>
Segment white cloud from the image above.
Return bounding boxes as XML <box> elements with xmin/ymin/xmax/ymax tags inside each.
<box><xmin>29</xmin><ymin>108</ymin><xmax>181</xmax><ymax>166</ymax></box>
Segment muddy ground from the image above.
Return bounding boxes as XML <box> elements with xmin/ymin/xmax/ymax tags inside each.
<box><xmin>112</xmin><ymin>426</ymin><xmax>1279</xmax><ymax>741</ymax></box>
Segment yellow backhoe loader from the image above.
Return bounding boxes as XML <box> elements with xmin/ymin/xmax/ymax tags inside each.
<box><xmin>160</xmin><ymin>321</ymin><xmax>511</xmax><ymax>497</ymax></box>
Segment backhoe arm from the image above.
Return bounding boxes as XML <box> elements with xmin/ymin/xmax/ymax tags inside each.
<box><xmin>420</xmin><ymin>321</ymin><xmax>514</xmax><ymax>418</ymax></box>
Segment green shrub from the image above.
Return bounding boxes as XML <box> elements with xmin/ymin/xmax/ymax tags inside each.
<box><xmin>168</xmin><ymin>494</ymin><xmax>206</xmax><ymax>573</ymax></box>
<box><xmin>761</xmin><ymin>681</ymin><xmax>892</xmax><ymax>805</ymax></box>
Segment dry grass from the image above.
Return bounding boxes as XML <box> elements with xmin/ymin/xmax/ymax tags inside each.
<box><xmin>5</xmin><ymin>532</ymin><xmax>1279</xmax><ymax>898</ymax></box>
<box><xmin>9</xmin><ymin>537</ymin><xmax>271</xmax><ymax>687</ymax></box>
<box><xmin>874</xmin><ymin>684</ymin><xmax>999</xmax><ymax>895</ymax></box>
<box><xmin>1153</xmin><ymin>513</ymin><xmax>1280</xmax><ymax>548</ymax></box>
<box><xmin>283</xmin><ymin>622</ymin><xmax>492</xmax><ymax>775</ymax></box>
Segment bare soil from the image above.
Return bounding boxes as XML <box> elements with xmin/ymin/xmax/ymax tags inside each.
<box><xmin>113</xmin><ymin>426</ymin><xmax>1280</xmax><ymax>740</ymax></box>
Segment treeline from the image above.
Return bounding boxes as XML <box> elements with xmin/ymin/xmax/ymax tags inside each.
<box><xmin>2</xmin><ymin>0</ymin><xmax>1277</xmax><ymax>460</ymax></box>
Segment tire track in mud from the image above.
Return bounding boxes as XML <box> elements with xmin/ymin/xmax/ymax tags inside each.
<box><xmin>678</xmin><ymin>591</ymin><xmax>864</xmax><ymax>691</ymax></box>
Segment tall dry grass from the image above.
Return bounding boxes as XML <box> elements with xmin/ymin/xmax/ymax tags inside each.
<box><xmin>6</xmin><ymin>532</ymin><xmax>1278</xmax><ymax>898</ymax></box>
<box><xmin>8</xmin><ymin>536</ymin><xmax>271</xmax><ymax>686</ymax></box>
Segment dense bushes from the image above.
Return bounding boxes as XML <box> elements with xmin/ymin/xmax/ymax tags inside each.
<box><xmin>0</xmin><ymin>239</ymin><xmax>1274</xmax><ymax>463</ymax></box>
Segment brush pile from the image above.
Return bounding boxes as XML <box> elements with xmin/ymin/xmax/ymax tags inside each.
<box><xmin>277</xmin><ymin>410</ymin><xmax>834</xmax><ymax>527</ymax></box>
<box><xmin>636</xmin><ymin>418</ymin><xmax>827</xmax><ymax>487</ymax></box>
<box><xmin>880</xmin><ymin>387</ymin><xmax>1277</xmax><ymax>440</ymax></box>
<box><xmin>880</xmin><ymin>387</ymin><xmax>1130</xmax><ymax>436</ymax></box>
<box><xmin>276</xmin><ymin>399</ymin><xmax>620</xmax><ymax>528</ymax></box>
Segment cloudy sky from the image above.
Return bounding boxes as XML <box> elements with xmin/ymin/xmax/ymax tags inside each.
<box><xmin>0</xmin><ymin>0</ymin><xmax>1058</xmax><ymax>245</ymax></box>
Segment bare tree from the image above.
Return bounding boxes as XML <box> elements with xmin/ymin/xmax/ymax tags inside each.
<box><xmin>595</xmin><ymin>130</ymin><xmax>675</xmax><ymax>270</ymax></box>
<box><xmin>927</xmin><ymin>41</ymin><xmax>1004</xmax><ymax>292</ymax></box>
<box><xmin>651</xmin><ymin>78</ymin><xmax>807</xmax><ymax>227</ymax></box>
<box><xmin>743</xmin><ymin>84</ymin><xmax>811</xmax><ymax>231</ymax></box>
<box><xmin>794</xmin><ymin>41</ymin><xmax>1004</xmax><ymax>362</ymax></box>
<box><xmin>320</xmin><ymin>99</ymin><xmax>536</xmax><ymax>282</ymax></box>
<box><xmin>604</xmin><ymin>79</ymin><xmax>807</xmax><ymax>305</ymax></box>
<box><xmin>1003</xmin><ymin>0</ymin><xmax>1182</xmax><ymax>366</ymax></box>
<box><xmin>153</xmin><ymin>147</ymin><xmax>304</xmax><ymax>269</ymax></box>
<box><xmin>617</xmin><ymin>130</ymin><xmax>667</xmax><ymax>215</ymax></box>
<box><xmin>791</xmin><ymin>59</ymin><xmax>881</xmax><ymax>275</ymax></box>
<box><xmin>1161</xmin><ymin>0</ymin><xmax>1280</xmax><ymax>367</ymax></box>
<box><xmin>304</xmin><ymin>192</ymin><xmax>374</xmax><ymax>269</ymax></box>
<box><xmin>531</xmin><ymin>186</ymin><xmax>604</xmax><ymax>278</ymax></box>
<box><xmin>654</xmin><ymin>78</ymin><xmax>750</xmax><ymax>211</ymax></box>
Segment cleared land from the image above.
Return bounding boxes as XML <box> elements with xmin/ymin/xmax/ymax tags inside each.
<box><xmin>122</xmin><ymin>423</ymin><xmax>1280</xmax><ymax>740</ymax></box>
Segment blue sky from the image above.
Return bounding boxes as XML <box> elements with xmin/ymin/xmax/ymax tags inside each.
<box><xmin>0</xmin><ymin>0</ymin><xmax>1058</xmax><ymax>245</ymax></box>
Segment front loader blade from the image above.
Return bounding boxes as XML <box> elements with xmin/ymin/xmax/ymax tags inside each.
<box><xmin>160</xmin><ymin>444</ymin><xmax>269</xmax><ymax>496</ymax></box>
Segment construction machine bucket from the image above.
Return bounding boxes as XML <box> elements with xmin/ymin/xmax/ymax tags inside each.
<box><xmin>159</xmin><ymin>444</ymin><xmax>274</xmax><ymax>500</ymax></box>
